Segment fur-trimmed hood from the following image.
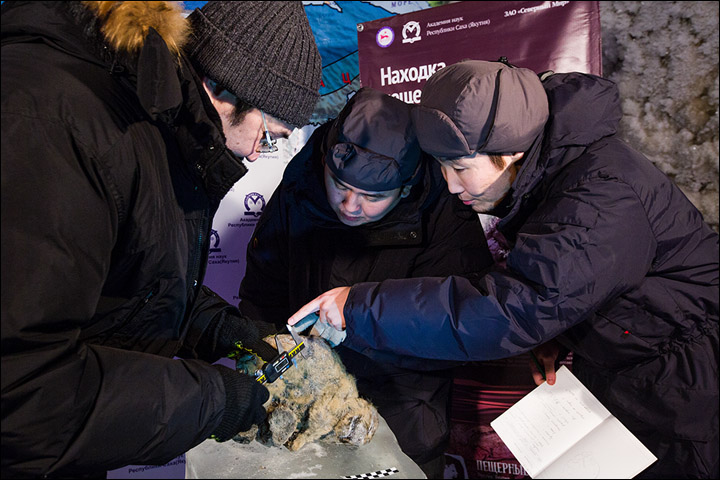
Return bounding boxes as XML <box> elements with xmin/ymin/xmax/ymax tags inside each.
<box><xmin>2</xmin><ymin>1</ymin><xmax>205</xmax><ymax>126</ymax></box>
<box><xmin>82</xmin><ymin>1</ymin><xmax>188</xmax><ymax>56</ymax></box>
<box><xmin>1</xmin><ymin>1</ymin><xmax>189</xmax><ymax>70</ymax></box>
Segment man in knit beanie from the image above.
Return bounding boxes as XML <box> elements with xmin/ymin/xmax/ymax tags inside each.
<box><xmin>185</xmin><ymin>1</ymin><xmax>322</xmax><ymax>161</ymax></box>
<box><xmin>2</xmin><ymin>1</ymin><xmax>321</xmax><ymax>477</ymax></box>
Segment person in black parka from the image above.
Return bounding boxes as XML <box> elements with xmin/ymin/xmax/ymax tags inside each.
<box><xmin>289</xmin><ymin>60</ymin><xmax>719</xmax><ymax>479</ymax></box>
<box><xmin>2</xmin><ymin>1</ymin><xmax>321</xmax><ymax>477</ymax></box>
<box><xmin>237</xmin><ymin>87</ymin><xmax>494</xmax><ymax>478</ymax></box>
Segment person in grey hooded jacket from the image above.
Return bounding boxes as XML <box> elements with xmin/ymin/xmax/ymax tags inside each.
<box><xmin>289</xmin><ymin>59</ymin><xmax>719</xmax><ymax>479</ymax></box>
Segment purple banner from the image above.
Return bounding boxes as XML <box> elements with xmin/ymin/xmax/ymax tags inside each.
<box><xmin>358</xmin><ymin>1</ymin><xmax>601</xmax><ymax>103</ymax></box>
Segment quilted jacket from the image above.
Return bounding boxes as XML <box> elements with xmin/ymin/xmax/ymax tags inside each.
<box><xmin>342</xmin><ymin>71</ymin><xmax>719</xmax><ymax>477</ymax></box>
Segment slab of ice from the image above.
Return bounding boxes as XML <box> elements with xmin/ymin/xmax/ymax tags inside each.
<box><xmin>185</xmin><ymin>415</ymin><xmax>425</xmax><ymax>479</ymax></box>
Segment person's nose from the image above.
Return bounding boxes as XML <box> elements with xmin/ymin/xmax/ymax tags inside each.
<box><xmin>442</xmin><ymin>167</ymin><xmax>464</xmax><ymax>195</ymax></box>
<box><xmin>342</xmin><ymin>192</ymin><xmax>362</xmax><ymax>213</ymax></box>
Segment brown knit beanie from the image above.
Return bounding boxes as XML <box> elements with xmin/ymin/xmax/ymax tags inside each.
<box><xmin>185</xmin><ymin>1</ymin><xmax>322</xmax><ymax>128</ymax></box>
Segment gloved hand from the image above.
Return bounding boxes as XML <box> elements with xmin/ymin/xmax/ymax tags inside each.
<box><xmin>210</xmin><ymin>365</ymin><xmax>270</xmax><ymax>442</ymax></box>
<box><xmin>197</xmin><ymin>313</ymin><xmax>278</xmax><ymax>363</ymax></box>
<box><xmin>293</xmin><ymin>312</ymin><xmax>347</xmax><ymax>347</ymax></box>
<box><xmin>232</xmin><ymin>318</ymin><xmax>280</xmax><ymax>362</ymax></box>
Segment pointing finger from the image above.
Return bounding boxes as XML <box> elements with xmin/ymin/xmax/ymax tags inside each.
<box><xmin>288</xmin><ymin>299</ymin><xmax>321</xmax><ymax>325</ymax></box>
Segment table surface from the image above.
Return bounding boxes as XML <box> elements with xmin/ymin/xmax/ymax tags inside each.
<box><xmin>185</xmin><ymin>415</ymin><xmax>426</xmax><ymax>479</ymax></box>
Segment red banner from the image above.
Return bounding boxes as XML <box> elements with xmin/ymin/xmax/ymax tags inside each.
<box><xmin>358</xmin><ymin>1</ymin><xmax>601</xmax><ymax>103</ymax></box>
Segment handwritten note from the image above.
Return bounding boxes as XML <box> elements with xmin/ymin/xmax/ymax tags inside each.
<box><xmin>490</xmin><ymin>366</ymin><xmax>656</xmax><ymax>478</ymax></box>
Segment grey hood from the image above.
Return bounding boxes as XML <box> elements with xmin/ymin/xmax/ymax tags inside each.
<box><xmin>411</xmin><ymin>60</ymin><xmax>549</xmax><ymax>157</ymax></box>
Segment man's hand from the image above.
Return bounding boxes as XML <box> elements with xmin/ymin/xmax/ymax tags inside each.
<box><xmin>210</xmin><ymin>366</ymin><xmax>270</xmax><ymax>442</ymax></box>
<box><xmin>195</xmin><ymin>309</ymin><xmax>278</xmax><ymax>363</ymax></box>
<box><xmin>292</xmin><ymin>311</ymin><xmax>346</xmax><ymax>347</ymax></box>
<box><xmin>529</xmin><ymin>340</ymin><xmax>560</xmax><ymax>386</ymax></box>
<box><xmin>287</xmin><ymin>287</ymin><xmax>351</xmax><ymax>342</ymax></box>
<box><xmin>238</xmin><ymin>320</ymin><xmax>280</xmax><ymax>362</ymax></box>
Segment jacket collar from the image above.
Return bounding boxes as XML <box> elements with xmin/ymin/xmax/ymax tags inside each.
<box><xmin>78</xmin><ymin>0</ymin><xmax>248</xmax><ymax>200</ymax></box>
<box><xmin>1</xmin><ymin>1</ymin><xmax>247</xmax><ymax>201</ymax></box>
<box><xmin>495</xmin><ymin>72</ymin><xmax>622</xmax><ymax>236</ymax></box>
<box><xmin>172</xmin><ymin>55</ymin><xmax>249</xmax><ymax>201</ymax></box>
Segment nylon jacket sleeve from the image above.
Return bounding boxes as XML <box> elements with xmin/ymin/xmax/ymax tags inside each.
<box><xmin>1</xmin><ymin>114</ymin><xmax>226</xmax><ymax>476</ymax></box>
<box><xmin>343</xmin><ymin>176</ymin><xmax>656</xmax><ymax>362</ymax></box>
<box><xmin>359</xmin><ymin>190</ymin><xmax>494</xmax><ymax>371</ymax></box>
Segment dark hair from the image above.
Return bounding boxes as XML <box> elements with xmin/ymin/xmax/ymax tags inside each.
<box><xmin>229</xmin><ymin>96</ymin><xmax>254</xmax><ymax>126</ymax></box>
<box><xmin>488</xmin><ymin>154</ymin><xmax>505</xmax><ymax>170</ymax></box>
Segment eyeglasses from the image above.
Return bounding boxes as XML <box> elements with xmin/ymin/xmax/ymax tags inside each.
<box><xmin>256</xmin><ymin>110</ymin><xmax>278</xmax><ymax>154</ymax></box>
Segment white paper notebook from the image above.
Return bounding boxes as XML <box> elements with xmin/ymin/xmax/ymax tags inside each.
<box><xmin>490</xmin><ymin>366</ymin><xmax>657</xmax><ymax>479</ymax></box>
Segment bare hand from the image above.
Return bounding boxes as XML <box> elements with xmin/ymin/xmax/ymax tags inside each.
<box><xmin>529</xmin><ymin>340</ymin><xmax>560</xmax><ymax>386</ymax></box>
<box><xmin>287</xmin><ymin>286</ymin><xmax>351</xmax><ymax>331</ymax></box>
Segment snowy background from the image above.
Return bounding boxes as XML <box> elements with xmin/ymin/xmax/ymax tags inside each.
<box><xmin>600</xmin><ymin>1</ymin><xmax>718</xmax><ymax>231</ymax></box>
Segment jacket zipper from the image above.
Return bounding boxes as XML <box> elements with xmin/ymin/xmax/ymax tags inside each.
<box><xmin>127</xmin><ymin>285</ymin><xmax>158</xmax><ymax>320</ymax></box>
<box><xmin>189</xmin><ymin>213</ymin><xmax>209</xmax><ymax>295</ymax></box>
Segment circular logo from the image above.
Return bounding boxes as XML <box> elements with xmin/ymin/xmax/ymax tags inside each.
<box><xmin>244</xmin><ymin>192</ymin><xmax>265</xmax><ymax>217</ymax></box>
<box><xmin>376</xmin><ymin>27</ymin><xmax>395</xmax><ymax>48</ymax></box>
<box><xmin>402</xmin><ymin>21</ymin><xmax>421</xmax><ymax>44</ymax></box>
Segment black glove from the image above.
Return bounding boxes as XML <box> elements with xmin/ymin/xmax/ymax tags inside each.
<box><xmin>210</xmin><ymin>365</ymin><xmax>270</xmax><ymax>442</ymax></box>
<box><xmin>239</xmin><ymin>319</ymin><xmax>282</xmax><ymax>362</ymax></box>
<box><xmin>196</xmin><ymin>313</ymin><xmax>278</xmax><ymax>362</ymax></box>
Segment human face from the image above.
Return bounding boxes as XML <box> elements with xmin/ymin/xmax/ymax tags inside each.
<box><xmin>324</xmin><ymin>164</ymin><xmax>410</xmax><ymax>226</ymax></box>
<box><xmin>218</xmin><ymin>107</ymin><xmax>292</xmax><ymax>161</ymax></box>
<box><xmin>436</xmin><ymin>151</ymin><xmax>524</xmax><ymax>213</ymax></box>
<box><xmin>202</xmin><ymin>78</ymin><xmax>293</xmax><ymax>161</ymax></box>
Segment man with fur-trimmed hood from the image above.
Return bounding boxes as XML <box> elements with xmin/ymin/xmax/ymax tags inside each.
<box><xmin>1</xmin><ymin>1</ymin><xmax>321</xmax><ymax>477</ymax></box>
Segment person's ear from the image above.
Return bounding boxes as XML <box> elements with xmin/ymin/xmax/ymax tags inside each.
<box><xmin>509</xmin><ymin>152</ymin><xmax>525</xmax><ymax>162</ymax></box>
<box><xmin>202</xmin><ymin>77</ymin><xmax>235</xmax><ymax>104</ymax></box>
<box><xmin>400</xmin><ymin>184</ymin><xmax>412</xmax><ymax>198</ymax></box>
<box><xmin>202</xmin><ymin>77</ymin><xmax>219</xmax><ymax>96</ymax></box>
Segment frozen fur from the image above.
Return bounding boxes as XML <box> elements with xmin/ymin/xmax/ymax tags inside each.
<box><xmin>235</xmin><ymin>334</ymin><xmax>379</xmax><ymax>451</ymax></box>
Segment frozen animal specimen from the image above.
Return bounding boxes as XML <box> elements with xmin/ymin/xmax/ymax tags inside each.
<box><xmin>234</xmin><ymin>334</ymin><xmax>379</xmax><ymax>451</ymax></box>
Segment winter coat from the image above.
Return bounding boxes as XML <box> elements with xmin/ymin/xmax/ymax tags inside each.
<box><xmin>342</xmin><ymin>72</ymin><xmax>719</xmax><ymax>477</ymax></box>
<box><xmin>238</xmin><ymin>120</ymin><xmax>493</xmax><ymax>462</ymax></box>
<box><xmin>2</xmin><ymin>2</ymin><xmax>251</xmax><ymax>476</ymax></box>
